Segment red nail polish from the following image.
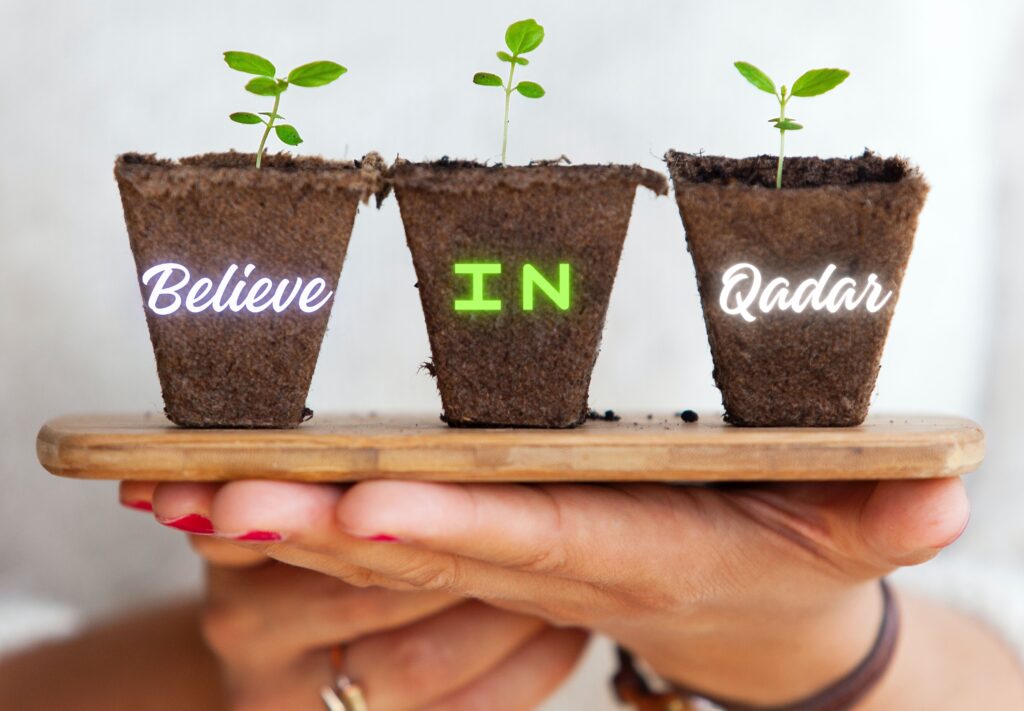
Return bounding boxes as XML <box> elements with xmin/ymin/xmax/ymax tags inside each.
<box><xmin>234</xmin><ymin>530</ymin><xmax>282</xmax><ymax>542</ymax></box>
<box><xmin>121</xmin><ymin>500</ymin><xmax>153</xmax><ymax>512</ymax></box>
<box><xmin>363</xmin><ymin>534</ymin><xmax>400</xmax><ymax>543</ymax></box>
<box><xmin>158</xmin><ymin>514</ymin><xmax>215</xmax><ymax>536</ymax></box>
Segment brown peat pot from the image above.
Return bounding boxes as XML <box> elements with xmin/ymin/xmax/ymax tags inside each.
<box><xmin>115</xmin><ymin>152</ymin><xmax>384</xmax><ymax>428</ymax></box>
<box><xmin>666</xmin><ymin>151</ymin><xmax>928</xmax><ymax>427</ymax></box>
<box><xmin>392</xmin><ymin>160</ymin><xmax>668</xmax><ymax>428</ymax></box>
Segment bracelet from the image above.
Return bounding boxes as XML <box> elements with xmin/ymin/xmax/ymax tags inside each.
<box><xmin>613</xmin><ymin>579</ymin><xmax>899</xmax><ymax>711</ymax></box>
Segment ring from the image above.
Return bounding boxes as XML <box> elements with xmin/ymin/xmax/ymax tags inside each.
<box><xmin>320</xmin><ymin>644</ymin><xmax>368</xmax><ymax>711</ymax></box>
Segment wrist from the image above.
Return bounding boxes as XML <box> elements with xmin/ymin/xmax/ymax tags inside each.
<box><xmin>627</xmin><ymin>581</ymin><xmax>885</xmax><ymax>707</ymax></box>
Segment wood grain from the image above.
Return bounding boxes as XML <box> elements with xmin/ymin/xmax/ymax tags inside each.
<box><xmin>35</xmin><ymin>413</ymin><xmax>985</xmax><ymax>483</ymax></box>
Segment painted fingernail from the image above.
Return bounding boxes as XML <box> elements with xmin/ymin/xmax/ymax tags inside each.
<box><xmin>360</xmin><ymin>533</ymin><xmax>401</xmax><ymax>543</ymax></box>
<box><xmin>157</xmin><ymin>514</ymin><xmax>215</xmax><ymax>536</ymax></box>
<box><xmin>233</xmin><ymin>530</ymin><xmax>283</xmax><ymax>542</ymax></box>
<box><xmin>121</xmin><ymin>500</ymin><xmax>153</xmax><ymax>512</ymax></box>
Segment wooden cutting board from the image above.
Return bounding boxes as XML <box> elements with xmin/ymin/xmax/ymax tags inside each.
<box><xmin>35</xmin><ymin>413</ymin><xmax>985</xmax><ymax>483</ymax></box>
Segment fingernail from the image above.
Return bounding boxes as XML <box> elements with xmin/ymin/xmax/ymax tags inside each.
<box><xmin>121</xmin><ymin>500</ymin><xmax>153</xmax><ymax>512</ymax></box>
<box><xmin>157</xmin><ymin>514</ymin><xmax>215</xmax><ymax>536</ymax></box>
<box><xmin>233</xmin><ymin>530</ymin><xmax>283</xmax><ymax>542</ymax></box>
<box><xmin>361</xmin><ymin>533</ymin><xmax>401</xmax><ymax>543</ymax></box>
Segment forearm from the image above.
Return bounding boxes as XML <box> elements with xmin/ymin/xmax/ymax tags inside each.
<box><xmin>631</xmin><ymin>587</ymin><xmax>1024</xmax><ymax>710</ymax></box>
<box><xmin>0</xmin><ymin>599</ymin><xmax>224</xmax><ymax>711</ymax></box>
<box><xmin>864</xmin><ymin>591</ymin><xmax>1024</xmax><ymax>710</ymax></box>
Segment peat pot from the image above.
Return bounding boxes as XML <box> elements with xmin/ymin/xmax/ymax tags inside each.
<box><xmin>392</xmin><ymin>159</ymin><xmax>668</xmax><ymax>428</ymax></box>
<box><xmin>666</xmin><ymin>151</ymin><xmax>928</xmax><ymax>427</ymax></box>
<box><xmin>115</xmin><ymin>152</ymin><xmax>384</xmax><ymax>428</ymax></box>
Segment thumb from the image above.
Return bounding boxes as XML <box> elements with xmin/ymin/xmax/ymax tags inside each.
<box><xmin>858</xmin><ymin>477</ymin><xmax>970</xmax><ymax>566</ymax></box>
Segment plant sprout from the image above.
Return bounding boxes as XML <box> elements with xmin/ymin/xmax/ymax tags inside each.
<box><xmin>473</xmin><ymin>19</ymin><xmax>546</xmax><ymax>165</ymax></box>
<box><xmin>734</xmin><ymin>62</ymin><xmax>850</xmax><ymax>189</ymax></box>
<box><xmin>224</xmin><ymin>51</ymin><xmax>347</xmax><ymax>168</ymax></box>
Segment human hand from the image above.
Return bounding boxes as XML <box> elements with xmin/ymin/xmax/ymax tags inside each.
<box><xmin>138</xmin><ymin>477</ymin><xmax>969</xmax><ymax>707</ymax></box>
<box><xmin>120</xmin><ymin>481</ymin><xmax>588</xmax><ymax>711</ymax></box>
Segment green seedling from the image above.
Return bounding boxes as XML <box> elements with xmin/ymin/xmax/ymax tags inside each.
<box><xmin>224</xmin><ymin>51</ymin><xmax>347</xmax><ymax>169</ymax></box>
<box><xmin>734</xmin><ymin>62</ymin><xmax>850</xmax><ymax>189</ymax></box>
<box><xmin>473</xmin><ymin>19</ymin><xmax>546</xmax><ymax>165</ymax></box>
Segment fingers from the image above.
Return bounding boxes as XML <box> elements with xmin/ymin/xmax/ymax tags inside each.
<box><xmin>151</xmin><ymin>482</ymin><xmax>224</xmax><ymax>535</ymax></box>
<box><xmin>332</xmin><ymin>480</ymin><xmax>747</xmax><ymax>602</ymax></box>
<box><xmin>122</xmin><ymin>481</ymin><xmax>266</xmax><ymax>567</ymax></box>
<box><xmin>119</xmin><ymin>481</ymin><xmax>157</xmax><ymax>512</ymax></box>
<box><xmin>334</xmin><ymin>481</ymin><xmax>600</xmax><ymax>579</ymax></box>
<box><xmin>153</xmin><ymin>481</ymin><xmax>470</xmax><ymax>594</ymax></box>
<box><xmin>345</xmin><ymin>602</ymin><xmax>546</xmax><ymax>711</ymax></box>
<box><xmin>149</xmin><ymin>479</ymin><xmax>679</xmax><ymax>609</ymax></box>
<box><xmin>149</xmin><ymin>476</ymin><xmax>971</xmax><ymax>629</ymax></box>
<box><xmin>203</xmin><ymin>563</ymin><xmax>457</xmax><ymax>669</ymax></box>
<box><xmin>201</xmin><ymin>480</ymin><xmax>403</xmax><ymax>587</ymax></box>
<box><xmin>219</xmin><ymin>603</ymin><xmax>578</xmax><ymax>711</ymax></box>
<box><xmin>196</xmin><ymin>480</ymin><xmax>617</xmax><ymax>621</ymax></box>
<box><xmin>150</xmin><ymin>482</ymin><xmax>272</xmax><ymax>568</ymax></box>
<box><xmin>417</xmin><ymin>626</ymin><xmax>587</xmax><ymax>711</ymax></box>
<box><xmin>333</xmin><ymin>480</ymin><xmax>717</xmax><ymax>586</ymax></box>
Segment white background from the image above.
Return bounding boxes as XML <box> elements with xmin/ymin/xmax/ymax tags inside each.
<box><xmin>1</xmin><ymin>1</ymin><xmax>1022</xmax><ymax>707</ymax></box>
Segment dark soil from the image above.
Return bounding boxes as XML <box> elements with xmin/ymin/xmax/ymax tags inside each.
<box><xmin>679</xmin><ymin>410</ymin><xmax>699</xmax><ymax>423</ymax></box>
<box><xmin>587</xmin><ymin>409</ymin><xmax>622</xmax><ymax>422</ymax></box>
<box><xmin>115</xmin><ymin>151</ymin><xmax>385</xmax><ymax>428</ymax></box>
<box><xmin>392</xmin><ymin>159</ymin><xmax>667</xmax><ymax>428</ymax></box>
<box><xmin>665</xmin><ymin>151</ymin><xmax>912</xmax><ymax>189</ymax></box>
<box><xmin>666</xmin><ymin>151</ymin><xmax>928</xmax><ymax>427</ymax></box>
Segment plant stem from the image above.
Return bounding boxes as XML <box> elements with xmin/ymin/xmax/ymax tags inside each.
<box><xmin>501</xmin><ymin>60</ymin><xmax>517</xmax><ymax>165</ymax></box>
<box><xmin>776</xmin><ymin>92</ymin><xmax>787</xmax><ymax>190</ymax></box>
<box><xmin>777</xmin><ymin>130</ymin><xmax>785</xmax><ymax>190</ymax></box>
<box><xmin>256</xmin><ymin>91</ymin><xmax>281</xmax><ymax>169</ymax></box>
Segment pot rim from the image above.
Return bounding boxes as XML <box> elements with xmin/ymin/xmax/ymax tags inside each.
<box><xmin>115</xmin><ymin>151</ymin><xmax>387</xmax><ymax>202</ymax></box>
<box><xmin>665</xmin><ymin>150</ymin><xmax>925</xmax><ymax>191</ymax></box>
<box><xmin>390</xmin><ymin>157</ymin><xmax>668</xmax><ymax>196</ymax></box>
<box><xmin>118</xmin><ymin>151</ymin><xmax>373</xmax><ymax>173</ymax></box>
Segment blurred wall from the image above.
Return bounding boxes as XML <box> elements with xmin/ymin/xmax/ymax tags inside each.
<box><xmin>0</xmin><ymin>1</ymin><xmax>1019</xmax><ymax>707</ymax></box>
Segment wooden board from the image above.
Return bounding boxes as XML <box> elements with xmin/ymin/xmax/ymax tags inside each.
<box><xmin>35</xmin><ymin>413</ymin><xmax>985</xmax><ymax>483</ymax></box>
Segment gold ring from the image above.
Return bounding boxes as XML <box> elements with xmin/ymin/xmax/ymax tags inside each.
<box><xmin>320</xmin><ymin>645</ymin><xmax>368</xmax><ymax>711</ymax></box>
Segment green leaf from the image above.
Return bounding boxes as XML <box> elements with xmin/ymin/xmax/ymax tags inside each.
<box><xmin>515</xmin><ymin>81</ymin><xmax>545</xmax><ymax>98</ymax></box>
<box><xmin>505</xmin><ymin>18</ymin><xmax>545</xmax><ymax>55</ymax></box>
<box><xmin>275</xmin><ymin>124</ymin><xmax>303</xmax><ymax>146</ymax></box>
<box><xmin>497</xmin><ymin>51</ymin><xmax>529</xmax><ymax>66</ymax></box>
<box><xmin>258</xmin><ymin>111</ymin><xmax>285</xmax><ymax>119</ymax></box>
<box><xmin>734</xmin><ymin>61</ymin><xmax>776</xmax><ymax>95</ymax></box>
<box><xmin>790</xmin><ymin>68</ymin><xmax>850</xmax><ymax>97</ymax></box>
<box><xmin>223</xmin><ymin>51</ymin><xmax>276</xmax><ymax>77</ymax></box>
<box><xmin>287</xmin><ymin>60</ymin><xmax>347</xmax><ymax>87</ymax></box>
<box><xmin>245</xmin><ymin>77</ymin><xmax>284</xmax><ymax>96</ymax></box>
<box><xmin>774</xmin><ymin>119</ymin><xmax>804</xmax><ymax>130</ymax></box>
<box><xmin>473</xmin><ymin>72</ymin><xmax>503</xmax><ymax>87</ymax></box>
<box><xmin>229</xmin><ymin>112</ymin><xmax>263</xmax><ymax>124</ymax></box>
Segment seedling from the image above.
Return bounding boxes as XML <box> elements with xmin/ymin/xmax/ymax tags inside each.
<box><xmin>224</xmin><ymin>51</ymin><xmax>347</xmax><ymax>169</ymax></box>
<box><xmin>473</xmin><ymin>19</ymin><xmax>546</xmax><ymax>165</ymax></box>
<box><xmin>734</xmin><ymin>62</ymin><xmax>850</xmax><ymax>189</ymax></box>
